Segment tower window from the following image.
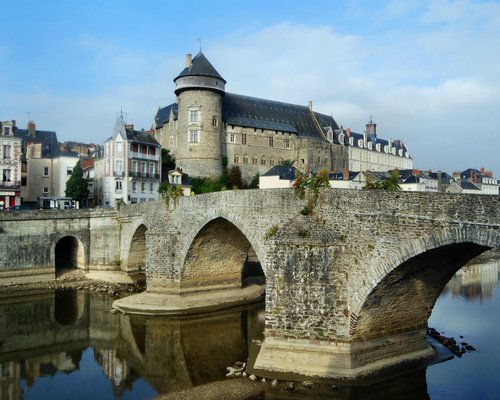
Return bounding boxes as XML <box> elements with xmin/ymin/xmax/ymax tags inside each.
<box><xmin>234</xmin><ymin>155</ymin><xmax>240</xmax><ymax>163</ymax></box>
<box><xmin>189</xmin><ymin>110</ymin><xmax>200</xmax><ymax>123</ymax></box>
<box><xmin>284</xmin><ymin>139</ymin><xmax>290</xmax><ymax>149</ymax></box>
<box><xmin>242</xmin><ymin>134</ymin><xmax>247</xmax><ymax>145</ymax></box>
<box><xmin>229</xmin><ymin>133</ymin><xmax>235</xmax><ymax>143</ymax></box>
<box><xmin>269</xmin><ymin>137</ymin><xmax>274</xmax><ymax>147</ymax></box>
<box><xmin>189</xmin><ymin>129</ymin><xmax>199</xmax><ymax>143</ymax></box>
<box><xmin>212</xmin><ymin>116</ymin><xmax>218</xmax><ymax>126</ymax></box>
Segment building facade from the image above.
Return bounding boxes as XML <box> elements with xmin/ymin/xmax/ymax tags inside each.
<box><xmin>0</xmin><ymin>120</ymin><xmax>22</xmax><ymax>209</ymax></box>
<box><xmin>98</xmin><ymin>114</ymin><xmax>160</xmax><ymax>207</ymax></box>
<box><xmin>153</xmin><ymin>51</ymin><xmax>413</xmax><ymax>182</ymax></box>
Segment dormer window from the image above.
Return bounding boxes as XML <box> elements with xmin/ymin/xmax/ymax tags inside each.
<box><xmin>349</xmin><ymin>137</ymin><xmax>354</xmax><ymax>146</ymax></box>
<box><xmin>3</xmin><ymin>127</ymin><xmax>11</xmax><ymax>136</ymax></box>
<box><xmin>368</xmin><ymin>142</ymin><xmax>372</xmax><ymax>150</ymax></box>
<box><xmin>376</xmin><ymin>143</ymin><xmax>381</xmax><ymax>152</ymax></box>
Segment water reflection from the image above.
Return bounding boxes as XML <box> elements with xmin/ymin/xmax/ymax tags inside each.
<box><xmin>0</xmin><ymin>251</ymin><xmax>499</xmax><ymax>399</ymax></box>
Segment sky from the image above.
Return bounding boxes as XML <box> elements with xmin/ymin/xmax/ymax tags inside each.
<box><xmin>1</xmin><ymin>0</ymin><xmax>499</xmax><ymax>177</ymax></box>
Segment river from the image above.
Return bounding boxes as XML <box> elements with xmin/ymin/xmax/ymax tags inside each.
<box><xmin>0</xmin><ymin>251</ymin><xmax>499</xmax><ymax>399</ymax></box>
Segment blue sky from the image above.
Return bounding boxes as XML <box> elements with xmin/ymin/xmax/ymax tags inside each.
<box><xmin>1</xmin><ymin>0</ymin><xmax>499</xmax><ymax>176</ymax></box>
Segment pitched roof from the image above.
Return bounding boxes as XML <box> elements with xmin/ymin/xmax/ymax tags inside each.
<box><xmin>328</xmin><ymin>171</ymin><xmax>360</xmax><ymax>181</ymax></box>
<box><xmin>154</xmin><ymin>103</ymin><xmax>178</xmax><ymax>129</ymax></box>
<box><xmin>174</xmin><ymin>51</ymin><xmax>226</xmax><ymax>83</ymax></box>
<box><xmin>459</xmin><ymin>180</ymin><xmax>481</xmax><ymax>190</ymax></box>
<box><xmin>261</xmin><ymin>165</ymin><xmax>297</xmax><ymax>180</ymax></box>
<box><xmin>222</xmin><ymin>93</ymin><xmax>338</xmax><ymax>139</ymax></box>
<box><xmin>13</xmin><ymin>126</ymin><xmax>60</xmax><ymax>158</ymax></box>
<box><xmin>125</xmin><ymin>127</ymin><xmax>160</xmax><ymax>146</ymax></box>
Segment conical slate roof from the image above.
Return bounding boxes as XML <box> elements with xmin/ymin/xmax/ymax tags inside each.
<box><xmin>174</xmin><ymin>51</ymin><xmax>226</xmax><ymax>83</ymax></box>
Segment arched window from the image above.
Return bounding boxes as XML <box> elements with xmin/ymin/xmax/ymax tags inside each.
<box><xmin>261</xmin><ymin>157</ymin><xmax>266</xmax><ymax>165</ymax></box>
<box><xmin>234</xmin><ymin>154</ymin><xmax>240</xmax><ymax>163</ymax></box>
<box><xmin>243</xmin><ymin>154</ymin><xmax>249</xmax><ymax>164</ymax></box>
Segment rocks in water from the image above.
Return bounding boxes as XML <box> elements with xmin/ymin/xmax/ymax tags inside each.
<box><xmin>428</xmin><ymin>327</ymin><xmax>477</xmax><ymax>357</ymax></box>
<box><xmin>225</xmin><ymin>361</ymin><xmax>246</xmax><ymax>378</ymax></box>
<box><xmin>271</xmin><ymin>379</ymin><xmax>278</xmax><ymax>388</ymax></box>
<box><xmin>249</xmin><ymin>374</ymin><xmax>257</xmax><ymax>381</ymax></box>
<box><xmin>301</xmin><ymin>381</ymin><xmax>315</xmax><ymax>388</ymax></box>
<box><xmin>284</xmin><ymin>382</ymin><xmax>295</xmax><ymax>391</ymax></box>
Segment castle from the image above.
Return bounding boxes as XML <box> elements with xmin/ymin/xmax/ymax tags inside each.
<box><xmin>153</xmin><ymin>51</ymin><xmax>412</xmax><ymax>182</ymax></box>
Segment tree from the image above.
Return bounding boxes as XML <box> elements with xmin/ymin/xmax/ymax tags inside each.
<box><xmin>65</xmin><ymin>160</ymin><xmax>88</xmax><ymax>203</ymax></box>
<box><xmin>161</xmin><ymin>148</ymin><xmax>175</xmax><ymax>170</ymax></box>
<box><xmin>228</xmin><ymin>165</ymin><xmax>243</xmax><ymax>189</ymax></box>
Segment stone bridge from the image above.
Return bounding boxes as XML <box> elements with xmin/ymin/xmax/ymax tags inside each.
<box><xmin>0</xmin><ymin>188</ymin><xmax>499</xmax><ymax>380</ymax></box>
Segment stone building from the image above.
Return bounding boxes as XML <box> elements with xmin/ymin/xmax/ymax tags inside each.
<box><xmin>96</xmin><ymin>114</ymin><xmax>161</xmax><ymax>207</ymax></box>
<box><xmin>153</xmin><ymin>51</ymin><xmax>412</xmax><ymax>182</ymax></box>
<box><xmin>0</xmin><ymin>120</ymin><xmax>22</xmax><ymax>209</ymax></box>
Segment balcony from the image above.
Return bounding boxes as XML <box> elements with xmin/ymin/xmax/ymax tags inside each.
<box><xmin>113</xmin><ymin>171</ymin><xmax>124</xmax><ymax>177</ymax></box>
<box><xmin>0</xmin><ymin>180</ymin><xmax>21</xmax><ymax>190</ymax></box>
<box><xmin>128</xmin><ymin>171</ymin><xmax>160</xmax><ymax>180</ymax></box>
<box><xmin>129</xmin><ymin>152</ymin><xmax>159</xmax><ymax>161</ymax></box>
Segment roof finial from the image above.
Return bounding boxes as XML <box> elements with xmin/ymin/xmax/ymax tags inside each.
<box><xmin>369</xmin><ymin>114</ymin><xmax>374</xmax><ymax>123</ymax></box>
<box><xmin>197</xmin><ymin>37</ymin><xmax>202</xmax><ymax>52</ymax></box>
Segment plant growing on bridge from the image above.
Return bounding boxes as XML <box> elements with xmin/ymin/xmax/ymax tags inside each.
<box><xmin>158</xmin><ymin>182</ymin><xmax>184</xmax><ymax>206</ymax></box>
<box><xmin>364</xmin><ymin>171</ymin><xmax>401</xmax><ymax>191</ymax></box>
<box><xmin>293</xmin><ymin>169</ymin><xmax>330</xmax><ymax>215</ymax></box>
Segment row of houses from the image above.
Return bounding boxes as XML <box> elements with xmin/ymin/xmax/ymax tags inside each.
<box><xmin>259</xmin><ymin>166</ymin><xmax>500</xmax><ymax>195</ymax></box>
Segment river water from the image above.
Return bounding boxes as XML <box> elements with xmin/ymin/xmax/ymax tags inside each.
<box><xmin>0</xmin><ymin>251</ymin><xmax>499</xmax><ymax>400</ymax></box>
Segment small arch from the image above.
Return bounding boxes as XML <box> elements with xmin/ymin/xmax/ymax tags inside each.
<box><xmin>55</xmin><ymin>236</ymin><xmax>84</xmax><ymax>275</ymax></box>
<box><xmin>128</xmin><ymin>224</ymin><xmax>147</xmax><ymax>275</ymax></box>
<box><xmin>181</xmin><ymin>217</ymin><xmax>265</xmax><ymax>292</ymax></box>
<box><xmin>54</xmin><ymin>289</ymin><xmax>81</xmax><ymax>326</ymax></box>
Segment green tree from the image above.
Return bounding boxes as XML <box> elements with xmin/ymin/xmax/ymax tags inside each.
<box><xmin>65</xmin><ymin>160</ymin><xmax>88</xmax><ymax>203</ymax></box>
<box><xmin>364</xmin><ymin>171</ymin><xmax>401</xmax><ymax>191</ymax></box>
<box><xmin>281</xmin><ymin>159</ymin><xmax>293</xmax><ymax>167</ymax></box>
<box><xmin>161</xmin><ymin>148</ymin><xmax>175</xmax><ymax>170</ymax></box>
<box><xmin>228</xmin><ymin>165</ymin><xmax>243</xmax><ymax>189</ymax></box>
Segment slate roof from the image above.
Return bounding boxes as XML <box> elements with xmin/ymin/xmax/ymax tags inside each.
<box><xmin>459</xmin><ymin>181</ymin><xmax>481</xmax><ymax>191</ymax></box>
<box><xmin>13</xmin><ymin>127</ymin><xmax>60</xmax><ymax>158</ymax></box>
<box><xmin>328</xmin><ymin>171</ymin><xmax>360</xmax><ymax>181</ymax></box>
<box><xmin>261</xmin><ymin>165</ymin><xmax>297</xmax><ymax>181</ymax></box>
<box><xmin>333</xmin><ymin>129</ymin><xmax>410</xmax><ymax>158</ymax></box>
<box><xmin>174</xmin><ymin>51</ymin><xmax>226</xmax><ymax>83</ymax></box>
<box><xmin>125</xmin><ymin>128</ymin><xmax>159</xmax><ymax>146</ymax></box>
<box><xmin>222</xmin><ymin>93</ymin><xmax>338</xmax><ymax>139</ymax></box>
<box><xmin>429</xmin><ymin>171</ymin><xmax>455</xmax><ymax>184</ymax></box>
<box><xmin>154</xmin><ymin>103</ymin><xmax>178</xmax><ymax>129</ymax></box>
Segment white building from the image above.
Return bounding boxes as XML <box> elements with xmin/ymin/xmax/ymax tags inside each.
<box><xmin>99</xmin><ymin>114</ymin><xmax>161</xmax><ymax>207</ymax></box>
<box><xmin>259</xmin><ymin>166</ymin><xmax>297</xmax><ymax>189</ymax></box>
<box><xmin>0</xmin><ymin>120</ymin><xmax>22</xmax><ymax>209</ymax></box>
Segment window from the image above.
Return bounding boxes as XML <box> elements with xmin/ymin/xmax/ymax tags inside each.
<box><xmin>2</xmin><ymin>145</ymin><xmax>11</xmax><ymax>159</ymax></box>
<box><xmin>150</xmin><ymin>182</ymin><xmax>154</xmax><ymax>193</ymax></box>
<box><xmin>43</xmin><ymin>166</ymin><xmax>49</xmax><ymax>177</ymax></box>
<box><xmin>141</xmin><ymin>161</ymin><xmax>146</xmax><ymax>175</ymax></box>
<box><xmin>269</xmin><ymin>159</ymin><xmax>275</xmax><ymax>166</ymax></box>
<box><xmin>132</xmin><ymin>182</ymin><xmax>136</xmax><ymax>192</ymax></box>
<box><xmin>269</xmin><ymin>137</ymin><xmax>274</xmax><ymax>147</ymax></box>
<box><xmin>116</xmin><ymin>141</ymin><xmax>123</xmax><ymax>154</ymax></box>
<box><xmin>243</xmin><ymin>154</ymin><xmax>248</xmax><ymax>164</ymax></box>
<box><xmin>67</xmin><ymin>167</ymin><xmax>73</xmax><ymax>176</ymax></box>
<box><xmin>43</xmin><ymin>187</ymin><xmax>49</xmax><ymax>194</ymax></box>
<box><xmin>3</xmin><ymin>127</ymin><xmax>11</xmax><ymax>136</ymax></box>
<box><xmin>284</xmin><ymin>139</ymin><xmax>290</xmax><ymax>149</ymax></box>
<box><xmin>115</xmin><ymin>160</ymin><xmax>123</xmax><ymax>176</ymax></box>
<box><xmin>189</xmin><ymin>129</ymin><xmax>199</xmax><ymax>143</ymax></box>
<box><xmin>189</xmin><ymin>110</ymin><xmax>199</xmax><ymax>123</ymax></box>
<box><xmin>132</xmin><ymin>160</ymin><xmax>138</xmax><ymax>173</ymax></box>
<box><xmin>115</xmin><ymin>181</ymin><xmax>122</xmax><ymax>192</ymax></box>
<box><xmin>252</xmin><ymin>156</ymin><xmax>258</xmax><ymax>165</ymax></box>
<box><xmin>141</xmin><ymin>182</ymin><xmax>145</xmax><ymax>193</ymax></box>
<box><xmin>22</xmin><ymin>162</ymin><xmax>27</xmax><ymax>172</ymax></box>
<box><xmin>212</xmin><ymin>116</ymin><xmax>218</xmax><ymax>126</ymax></box>
<box><xmin>21</xmin><ymin>177</ymin><xmax>27</xmax><ymax>186</ymax></box>
<box><xmin>2</xmin><ymin>169</ymin><xmax>11</xmax><ymax>182</ymax></box>
<box><xmin>149</xmin><ymin>162</ymin><xmax>155</xmax><ymax>175</ymax></box>
<box><xmin>242</xmin><ymin>134</ymin><xmax>247</xmax><ymax>145</ymax></box>
<box><xmin>234</xmin><ymin>155</ymin><xmax>240</xmax><ymax>163</ymax></box>
<box><xmin>229</xmin><ymin>133</ymin><xmax>235</xmax><ymax>143</ymax></box>
<box><xmin>169</xmin><ymin>136</ymin><xmax>175</xmax><ymax>149</ymax></box>
<box><xmin>261</xmin><ymin>157</ymin><xmax>266</xmax><ymax>165</ymax></box>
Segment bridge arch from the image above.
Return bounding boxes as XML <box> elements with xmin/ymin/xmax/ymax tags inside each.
<box><xmin>128</xmin><ymin>223</ymin><xmax>148</xmax><ymax>274</ymax></box>
<box><xmin>180</xmin><ymin>215</ymin><xmax>266</xmax><ymax>292</ymax></box>
<box><xmin>54</xmin><ymin>235</ymin><xmax>85</xmax><ymax>274</ymax></box>
<box><xmin>350</xmin><ymin>225</ymin><xmax>498</xmax><ymax>338</ymax></box>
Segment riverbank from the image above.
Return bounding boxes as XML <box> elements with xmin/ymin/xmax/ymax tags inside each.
<box><xmin>0</xmin><ymin>269</ymin><xmax>145</xmax><ymax>298</ymax></box>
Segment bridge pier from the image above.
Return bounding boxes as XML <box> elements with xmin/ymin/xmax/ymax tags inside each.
<box><xmin>253</xmin><ymin>329</ymin><xmax>434</xmax><ymax>380</ymax></box>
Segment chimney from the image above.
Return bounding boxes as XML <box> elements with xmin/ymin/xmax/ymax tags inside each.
<box><xmin>28</xmin><ymin>120</ymin><xmax>36</xmax><ymax>137</ymax></box>
<box><xmin>186</xmin><ymin>53</ymin><xmax>192</xmax><ymax>67</ymax></box>
<box><xmin>366</xmin><ymin>118</ymin><xmax>377</xmax><ymax>136</ymax></box>
<box><xmin>480</xmin><ymin>167</ymin><xmax>485</xmax><ymax>175</ymax></box>
<box><xmin>125</xmin><ymin>124</ymin><xmax>134</xmax><ymax>131</ymax></box>
<box><xmin>346</xmin><ymin>128</ymin><xmax>351</xmax><ymax>137</ymax></box>
<box><xmin>343</xmin><ymin>168</ymin><xmax>349</xmax><ymax>181</ymax></box>
<box><xmin>308</xmin><ymin>100</ymin><xmax>313</xmax><ymax>110</ymax></box>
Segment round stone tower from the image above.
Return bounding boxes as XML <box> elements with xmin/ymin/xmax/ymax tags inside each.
<box><xmin>174</xmin><ymin>51</ymin><xmax>226</xmax><ymax>178</ymax></box>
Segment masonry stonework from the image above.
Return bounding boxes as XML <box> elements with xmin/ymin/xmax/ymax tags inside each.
<box><xmin>0</xmin><ymin>189</ymin><xmax>498</xmax><ymax>379</ymax></box>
